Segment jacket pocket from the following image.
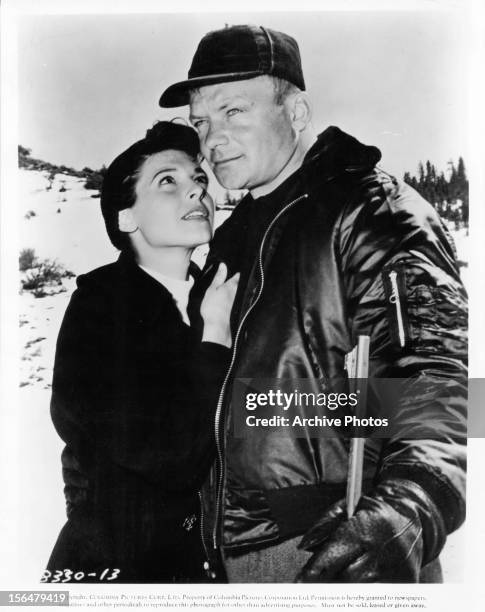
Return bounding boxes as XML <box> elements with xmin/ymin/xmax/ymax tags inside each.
<box><xmin>382</xmin><ymin>262</ymin><xmax>468</xmax><ymax>358</ymax></box>
<box><xmin>407</xmin><ymin>284</ymin><xmax>468</xmax><ymax>358</ymax></box>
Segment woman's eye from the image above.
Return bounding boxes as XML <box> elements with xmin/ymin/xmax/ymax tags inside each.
<box><xmin>195</xmin><ymin>175</ymin><xmax>208</xmax><ymax>185</ymax></box>
<box><xmin>158</xmin><ymin>176</ymin><xmax>175</xmax><ymax>186</ymax></box>
<box><xmin>227</xmin><ymin>108</ymin><xmax>241</xmax><ymax>117</ymax></box>
<box><xmin>192</xmin><ymin>120</ymin><xmax>207</xmax><ymax>131</ymax></box>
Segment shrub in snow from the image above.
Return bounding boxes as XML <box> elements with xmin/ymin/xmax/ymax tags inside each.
<box><xmin>84</xmin><ymin>165</ymin><xmax>107</xmax><ymax>192</ymax></box>
<box><xmin>19</xmin><ymin>248</ymin><xmax>37</xmax><ymax>272</ymax></box>
<box><xmin>20</xmin><ymin>253</ymin><xmax>75</xmax><ymax>298</ymax></box>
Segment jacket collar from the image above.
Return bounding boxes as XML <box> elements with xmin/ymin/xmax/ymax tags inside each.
<box><xmin>302</xmin><ymin>126</ymin><xmax>382</xmax><ymax>182</ymax></box>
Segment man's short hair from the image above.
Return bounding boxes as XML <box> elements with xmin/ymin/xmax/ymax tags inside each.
<box><xmin>271</xmin><ymin>76</ymin><xmax>301</xmax><ymax>105</ymax></box>
<box><xmin>100</xmin><ymin>121</ymin><xmax>200</xmax><ymax>251</ymax></box>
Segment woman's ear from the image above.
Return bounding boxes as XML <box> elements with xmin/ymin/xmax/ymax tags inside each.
<box><xmin>288</xmin><ymin>92</ymin><xmax>312</xmax><ymax>133</ymax></box>
<box><xmin>118</xmin><ymin>208</ymin><xmax>138</xmax><ymax>233</ymax></box>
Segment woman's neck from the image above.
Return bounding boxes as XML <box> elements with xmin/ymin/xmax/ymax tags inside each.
<box><xmin>134</xmin><ymin>244</ymin><xmax>193</xmax><ymax>280</ymax></box>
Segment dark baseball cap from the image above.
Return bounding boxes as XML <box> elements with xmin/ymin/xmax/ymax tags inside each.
<box><xmin>159</xmin><ymin>24</ymin><xmax>305</xmax><ymax>108</ymax></box>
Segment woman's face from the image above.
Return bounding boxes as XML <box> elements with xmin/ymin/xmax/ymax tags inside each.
<box><xmin>128</xmin><ymin>149</ymin><xmax>214</xmax><ymax>250</ymax></box>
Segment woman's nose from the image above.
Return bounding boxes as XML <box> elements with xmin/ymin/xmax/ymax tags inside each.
<box><xmin>189</xmin><ymin>183</ymin><xmax>205</xmax><ymax>201</ymax></box>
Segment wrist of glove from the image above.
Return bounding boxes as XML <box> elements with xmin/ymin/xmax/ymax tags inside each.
<box><xmin>295</xmin><ymin>478</ymin><xmax>446</xmax><ymax>583</ymax></box>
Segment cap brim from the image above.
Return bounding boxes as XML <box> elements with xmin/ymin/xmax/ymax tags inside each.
<box><xmin>159</xmin><ymin>70</ymin><xmax>265</xmax><ymax>107</ymax></box>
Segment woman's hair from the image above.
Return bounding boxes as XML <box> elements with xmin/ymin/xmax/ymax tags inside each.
<box><xmin>100</xmin><ymin>120</ymin><xmax>200</xmax><ymax>251</ymax></box>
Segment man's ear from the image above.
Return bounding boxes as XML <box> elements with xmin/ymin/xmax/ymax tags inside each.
<box><xmin>288</xmin><ymin>92</ymin><xmax>312</xmax><ymax>133</ymax></box>
<box><xmin>118</xmin><ymin>208</ymin><xmax>138</xmax><ymax>233</ymax></box>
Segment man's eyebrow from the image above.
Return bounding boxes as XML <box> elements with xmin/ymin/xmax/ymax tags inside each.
<box><xmin>190</xmin><ymin>96</ymin><xmax>250</xmax><ymax>121</ymax></box>
<box><xmin>217</xmin><ymin>96</ymin><xmax>249</xmax><ymax>108</ymax></box>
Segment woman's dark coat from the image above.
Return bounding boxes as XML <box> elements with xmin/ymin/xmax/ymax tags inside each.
<box><xmin>47</xmin><ymin>251</ymin><xmax>228</xmax><ymax>582</ymax></box>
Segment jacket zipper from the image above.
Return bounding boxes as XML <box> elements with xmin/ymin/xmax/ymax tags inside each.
<box><xmin>198</xmin><ymin>490</ymin><xmax>215</xmax><ymax>578</ymax></box>
<box><xmin>211</xmin><ymin>193</ymin><xmax>309</xmax><ymax>550</ymax></box>
<box><xmin>388</xmin><ymin>270</ymin><xmax>406</xmax><ymax>348</ymax></box>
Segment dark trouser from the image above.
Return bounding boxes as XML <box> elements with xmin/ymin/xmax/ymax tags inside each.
<box><xmin>223</xmin><ymin>536</ymin><xmax>443</xmax><ymax>583</ymax></box>
<box><xmin>224</xmin><ymin>537</ymin><xmax>312</xmax><ymax>583</ymax></box>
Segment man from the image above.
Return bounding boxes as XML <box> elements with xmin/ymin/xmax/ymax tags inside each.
<box><xmin>159</xmin><ymin>24</ymin><xmax>467</xmax><ymax>583</ymax></box>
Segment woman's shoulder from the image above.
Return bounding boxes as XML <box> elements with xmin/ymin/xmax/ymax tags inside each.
<box><xmin>69</xmin><ymin>253</ymin><xmax>169</xmax><ymax>318</ymax></box>
<box><xmin>76</xmin><ymin>260</ymin><xmax>120</xmax><ymax>292</ymax></box>
<box><xmin>64</xmin><ymin>259</ymin><xmax>123</xmax><ymax>323</ymax></box>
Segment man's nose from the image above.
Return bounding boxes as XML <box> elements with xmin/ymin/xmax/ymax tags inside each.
<box><xmin>204</xmin><ymin>120</ymin><xmax>228</xmax><ymax>150</ymax></box>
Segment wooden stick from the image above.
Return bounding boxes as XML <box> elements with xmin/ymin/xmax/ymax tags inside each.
<box><xmin>345</xmin><ymin>335</ymin><xmax>370</xmax><ymax>518</ymax></box>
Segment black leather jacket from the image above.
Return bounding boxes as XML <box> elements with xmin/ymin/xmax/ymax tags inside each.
<box><xmin>200</xmin><ymin>127</ymin><xmax>467</xmax><ymax>562</ymax></box>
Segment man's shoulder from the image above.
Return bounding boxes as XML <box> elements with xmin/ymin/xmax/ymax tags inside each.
<box><xmin>305</xmin><ymin>127</ymin><xmax>436</xmax><ymax>222</ymax></box>
<box><xmin>342</xmin><ymin>168</ymin><xmax>443</xmax><ymax>230</ymax></box>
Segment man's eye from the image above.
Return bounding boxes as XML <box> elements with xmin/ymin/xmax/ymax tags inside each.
<box><xmin>227</xmin><ymin>108</ymin><xmax>241</xmax><ymax>117</ymax></box>
<box><xmin>192</xmin><ymin>119</ymin><xmax>207</xmax><ymax>130</ymax></box>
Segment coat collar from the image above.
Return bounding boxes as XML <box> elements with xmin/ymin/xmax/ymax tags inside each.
<box><xmin>115</xmin><ymin>250</ymin><xmax>201</xmax><ymax>327</ymax></box>
<box><xmin>303</xmin><ymin>126</ymin><xmax>381</xmax><ymax>177</ymax></box>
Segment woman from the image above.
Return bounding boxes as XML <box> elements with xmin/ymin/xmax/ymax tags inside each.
<box><xmin>44</xmin><ymin>121</ymin><xmax>238</xmax><ymax>583</ymax></box>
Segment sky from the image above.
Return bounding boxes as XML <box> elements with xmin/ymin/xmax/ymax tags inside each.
<box><xmin>17</xmin><ymin>8</ymin><xmax>468</xmax><ymax>181</ymax></box>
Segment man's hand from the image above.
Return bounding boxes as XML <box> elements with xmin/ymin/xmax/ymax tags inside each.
<box><xmin>294</xmin><ymin>478</ymin><xmax>446</xmax><ymax>583</ymax></box>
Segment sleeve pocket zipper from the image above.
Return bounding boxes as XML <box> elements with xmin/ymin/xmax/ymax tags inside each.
<box><xmin>383</xmin><ymin>267</ymin><xmax>409</xmax><ymax>349</ymax></box>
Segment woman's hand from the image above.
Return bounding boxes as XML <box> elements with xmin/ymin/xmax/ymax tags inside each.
<box><xmin>201</xmin><ymin>263</ymin><xmax>239</xmax><ymax>348</ymax></box>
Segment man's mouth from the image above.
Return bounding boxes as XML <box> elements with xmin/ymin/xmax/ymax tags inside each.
<box><xmin>212</xmin><ymin>155</ymin><xmax>242</xmax><ymax>167</ymax></box>
<box><xmin>182</xmin><ymin>205</ymin><xmax>209</xmax><ymax>221</ymax></box>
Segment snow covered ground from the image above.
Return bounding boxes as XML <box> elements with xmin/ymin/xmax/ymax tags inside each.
<box><xmin>14</xmin><ymin>168</ymin><xmax>467</xmax><ymax>583</ymax></box>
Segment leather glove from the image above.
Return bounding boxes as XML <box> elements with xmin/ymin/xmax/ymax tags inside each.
<box><xmin>295</xmin><ymin>478</ymin><xmax>446</xmax><ymax>583</ymax></box>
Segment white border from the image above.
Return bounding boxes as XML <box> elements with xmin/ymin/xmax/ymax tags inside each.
<box><xmin>1</xmin><ymin>0</ymin><xmax>484</xmax><ymax>610</ymax></box>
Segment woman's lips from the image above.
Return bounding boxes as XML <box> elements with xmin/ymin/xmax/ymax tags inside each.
<box><xmin>182</xmin><ymin>205</ymin><xmax>209</xmax><ymax>221</ymax></box>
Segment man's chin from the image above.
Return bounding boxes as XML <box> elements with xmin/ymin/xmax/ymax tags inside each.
<box><xmin>213</xmin><ymin>170</ymin><xmax>247</xmax><ymax>191</ymax></box>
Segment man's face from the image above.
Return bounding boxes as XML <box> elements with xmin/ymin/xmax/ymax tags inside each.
<box><xmin>189</xmin><ymin>76</ymin><xmax>296</xmax><ymax>191</ymax></box>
